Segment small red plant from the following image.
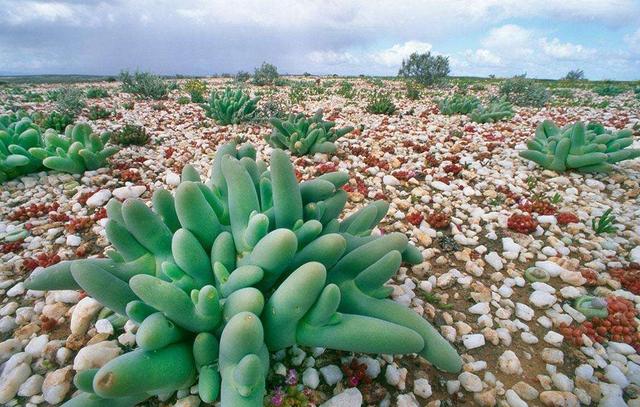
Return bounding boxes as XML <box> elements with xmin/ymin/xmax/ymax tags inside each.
<box><xmin>406</xmin><ymin>212</ymin><xmax>424</xmax><ymax>226</ymax></box>
<box><xmin>557</xmin><ymin>212</ymin><xmax>579</xmax><ymax>225</ymax></box>
<box><xmin>0</xmin><ymin>241</ymin><xmax>23</xmax><ymax>254</ymax></box>
<box><xmin>519</xmin><ymin>200</ymin><xmax>556</xmax><ymax>215</ymax></box>
<box><xmin>7</xmin><ymin>202</ymin><xmax>60</xmax><ymax>222</ymax></box>
<box><xmin>507</xmin><ymin>213</ymin><xmax>538</xmax><ymax>234</ymax></box>
<box><xmin>341</xmin><ymin>358</ymin><xmax>372</xmax><ymax>388</ymax></box>
<box><xmin>443</xmin><ymin>164</ymin><xmax>462</xmax><ymax>175</ymax></box>
<box><xmin>610</xmin><ymin>265</ymin><xmax>640</xmax><ymax>295</ymax></box>
<box><xmin>23</xmin><ymin>252</ymin><xmax>61</xmax><ymax>272</ymax></box>
<box><xmin>316</xmin><ymin>162</ymin><xmax>337</xmax><ymax>174</ymax></box>
<box><xmin>427</xmin><ymin>212</ymin><xmax>450</xmax><ymax>229</ymax></box>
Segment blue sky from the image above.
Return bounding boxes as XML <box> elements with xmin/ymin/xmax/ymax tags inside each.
<box><xmin>1</xmin><ymin>0</ymin><xmax>639</xmax><ymax>80</ymax></box>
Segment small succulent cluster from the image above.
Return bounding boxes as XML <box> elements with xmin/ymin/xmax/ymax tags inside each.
<box><xmin>264</xmin><ymin>109</ymin><xmax>354</xmax><ymax>156</ymax></box>
<box><xmin>366</xmin><ymin>91</ymin><xmax>396</xmax><ymax>115</ymax></box>
<box><xmin>499</xmin><ymin>76</ymin><xmax>550</xmax><ymax>107</ymax></box>
<box><xmin>120</xmin><ymin>70</ymin><xmax>169</xmax><ymax>100</ymax></box>
<box><xmin>33</xmin><ymin>111</ymin><xmax>74</xmax><ymax>132</ymax></box>
<box><xmin>204</xmin><ymin>88</ymin><xmax>259</xmax><ymax>125</ymax></box>
<box><xmin>469</xmin><ymin>99</ymin><xmax>514</xmax><ymax>123</ymax></box>
<box><xmin>593</xmin><ymin>83</ymin><xmax>625</xmax><ymax>97</ymax></box>
<box><xmin>0</xmin><ymin>114</ymin><xmax>45</xmax><ymax>183</ymax></box>
<box><xmin>87</xmin><ymin>105</ymin><xmax>112</xmax><ymax>120</ymax></box>
<box><xmin>519</xmin><ymin>120</ymin><xmax>640</xmax><ymax>173</ymax></box>
<box><xmin>25</xmin><ymin>141</ymin><xmax>461</xmax><ymax>407</ymax></box>
<box><xmin>184</xmin><ymin>79</ymin><xmax>208</xmax><ymax>103</ymax></box>
<box><xmin>86</xmin><ymin>88</ymin><xmax>109</xmax><ymax>99</ymax></box>
<box><xmin>110</xmin><ymin>124</ymin><xmax>149</xmax><ymax>146</ymax></box>
<box><xmin>29</xmin><ymin>123</ymin><xmax>119</xmax><ymax>173</ymax></box>
<box><xmin>438</xmin><ymin>94</ymin><xmax>480</xmax><ymax>115</ymax></box>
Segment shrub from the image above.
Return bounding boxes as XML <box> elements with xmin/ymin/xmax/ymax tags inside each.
<box><xmin>593</xmin><ymin>83</ymin><xmax>624</xmax><ymax>97</ymax></box>
<box><xmin>563</xmin><ymin>69</ymin><xmax>585</xmax><ymax>81</ymax></box>
<box><xmin>86</xmin><ymin>87</ymin><xmax>109</xmax><ymax>98</ymax></box>
<box><xmin>122</xmin><ymin>101</ymin><xmax>135</xmax><ymax>110</ymax></box>
<box><xmin>253</xmin><ymin>62</ymin><xmax>279</xmax><ymax>86</ymax></box>
<box><xmin>110</xmin><ymin>124</ymin><xmax>149</xmax><ymax>146</ymax></box>
<box><xmin>235</xmin><ymin>71</ymin><xmax>251</xmax><ymax>83</ymax></box>
<box><xmin>366</xmin><ymin>91</ymin><xmax>396</xmax><ymax>115</ymax></box>
<box><xmin>0</xmin><ymin>114</ymin><xmax>45</xmax><ymax>183</ymax></box>
<box><xmin>204</xmin><ymin>88</ymin><xmax>259</xmax><ymax>125</ymax></box>
<box><xmin>120</xmin><ymin>70</ymin><xmax>169</xmax><ymax>100</ymax></box>
<box><xmin>22</xmin><ymin>92</ymin><xmax>44</xmax><ymax>103</ymax></box>
<box><xmin>337</xmin><ymin>80</ymin><xmax>355</xmax><ymax>99</ymax></box>
<box><xmin>519</xmin><ymin>120</ymin><xmax>640</xmax><ymax>172</ymax></box>
<box><xmin>469</xmin><ymin>99</ymin><xmax>514</xmax><ymax>123</ymax></box>
<box><xmin>553</xmin><ymin>88</ymin><xmax>574</xmax><ymax>99</ymax></box>
<box><xmin>29</xmin><ymin>123</ymin><xmax>119</xmax><ymax>173</ymax></box>
<box><xmin>87</xmin><ymin>105</ymin><xmax>112</xmax><ymax>120</ymax></box>
<box><xmin>405</xmin><ymin>81</ymin><xmax>421</xmax><ymax>100</ymax></box>
<box><xmin>184</xmin><ymin>79</ymin><xmax>207</xmax><ymax>95</ymax></box>
<box><xmin>438</xmin><ymin>94</ymin><xmax>480</xmax><ymax>115</ymax></box>
<box><xmin>35</xmin><ymin>111</ymin><xmax>74</xmax><ymax>132</ymax></box>
<box><xmin>46</xmin><ymin>89</ymin><xmax>63</xmax><ymax>101</ymax></box>
<box><xmin>499</xmin><ymin>76</ymin><xmax>549</xmax><ymax>107</ymax></box>
<box><xmin>288</xmin><ymin>82</ymin><xmax>307</xmax><ymax>104</ymax></box>
<box><xmin>265</xmin><ymin>109</ymin><xmax>354</xmax><ymax>155</ymax></box>
<box><xmin>398</xmin><ymin>52</ymin><xmax>450</xmax><ymax>85</ymax></box>
<box><xmin>177</xmin><ymin>96</ymin><xmax>191</xmax><ymax>105</ymax></box>
<box><xmin>24</xmin><ymin>141</ymin><xmax>462</xmax><ymax>407</ymax></box>
<box><xmin>55</xmin><ymin>88</ymin><xmax>85</xmax><ymax>116</ymax></box>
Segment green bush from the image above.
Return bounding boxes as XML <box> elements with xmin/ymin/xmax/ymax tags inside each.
<box><xmin>22</xmin><ymin>92</ymin><xmax>44</xmax><ymax>103</ymax></box>
<box><xmin>438</xmin><ymin>94</ymin><xmax>480</xmax><ymax>115</ymax></box>
<box><xmin>398</xmin><ymin>52</ymin><xmax>450</xmax><ymax>85</ymax></box>
<box><xmin>253</xmin><ymin>62</ymin><xmax>279</xmax><ymax>86</ymax></box>
<box><xmin>337</xmin><ymin>80</ymin><xmax>355</xmax><ymax>99</ymax></box>
<box><xmin>563</xmin><ymin>69</ymin><xmax>585</xmax><ymax>81</ymax></box>
<box><xmin>593</xmin><ymin>83</ymin><xmax>624</xmax><ymax>97</ymax></box>
<box><xmin>366</xmin><ymin>91</ymin><xmax>396</xmax><ymax>115</ymax></box>
<box><xmin>120</xmin><ymin>70</ymin><xmax>169</xmax><ymax>100</ymax></box>
<box><xmin>469</xmin><ymin>99</ymin><xmax>514</xmax><ymax>123</ymax></box>
<box><xmin>88</xmin><ymin>105</ymin><xmax>112</xmax><ymax>120</ymax></box>
<box><xmin>55</xmin><ymin>88</ymin><xmax>86</xmax><ymax>116</ymax></box>
<box><xmin>110</xmin><ymin>124</ymin><xmax>149</xmax><ymax>146</ymax></box>
<box><xmin>184</xmin><ymin>79</ymin><xmax>207</xmax><ymax>95</ymax></box>
<box><xmin>405</xmin><ymin>81</ymin><xmax>421</xmax><ymax>100</ymax></box>
<box><xmin>24</xmin><ymin>141</ymin><xmax>461</xmax><ymax>407</ymax></box>
<box><xmin>204</xmin><ymin>88</ymin><xmax>259</xmax><ymax>125</ymax></box>
<box><xmin>552</xmin><ymin>88</ymin><xmax>574</xmax><ymax>99</ymax></box>
<box><xmin>177</xmin><ymin>96</ymin><xmax>191</xmax><ymax>105</ymax></box>
<box><xmin>499</xmin><ymin>76</ymin><xmax>549</xmax><ymax>107</ymax></box>
<box><xmin>235</xmin><ymin>71</ymin><xmax>251</xmax><ymax>83</ymax></box>
<box><xmin>86</xmin><ymin>88</ymin><xmax>109</xmax><ymax>98</ymax></box>
<box><xmin>265</xmin><ymin>109</ymin><xmax>354</xmax><ymax>155</ymax></box>
<box><xmin>122</xmin><ymin>101</ymin><xmax>135</xmax><ymax>110</ymax></box>
<box><xmin>35</xmin><ymin>111</ymin><xmax>74</xmax><ymax>132</ymax></box>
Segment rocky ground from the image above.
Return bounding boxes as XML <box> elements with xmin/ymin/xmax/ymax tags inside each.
<box><xmin>1</xmin><ymin>78</ymin><xmax>640</xmax><ymax>406</ymax></box>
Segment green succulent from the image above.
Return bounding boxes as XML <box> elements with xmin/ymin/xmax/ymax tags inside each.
<box><xmin>469</xmin><ymin>99</ymin><xmax>514</xmax><ymax>123</ymax></box>
<box><xmin>86</xmin><ymin>88</ymin><xmax>109</xmax><ymax>99</ymax></box>
<box><xmin>204</xmin><ymin>88</ymin><xmax>260</xmax><ymax>125</ymax></box>
<box><xmin>265</xmin><ymin>109</ymin><xmax>353</xmax><ymax>156</ymax></box>
<box><xmin>519</xmin><ymin>120</ymin><xmax>640</xmax><ymax>173</ymax></box>
<box><xmin>25</xmin><ymin>141</ymin><xmax>462</xmax><ymax>407</ymax></box>
<box><xmin>110</xmin><ymin>124</ymin><xmax>149</xmax><ymax>146</ymax></box>
<box><xmin>28</xmin><ymin>123</ymin><xmax>119</xmax><ymax>173</ymax></box>
<box><xmin>0</xmin><ymin>114</ymin><xmax>45</xmax><ymax>183</ymax></box>
<box><xmin>366</xmin><ymin>91</ymin><xmax>396</xmax><ymax>115</ymax></box>
<box><xmin>593</xmin><ymin>83</ymin><xmax>624</xmax><ymax>97</ymax></box>
<box><xmin>35</xmin><ymin>111</ymin><xmax>75</xmax><ymax>132</ymax></box>
<box><xmin>438</xmin><ymin>94</ymin><xmax>480</xmax><ymax>115</ymax></box>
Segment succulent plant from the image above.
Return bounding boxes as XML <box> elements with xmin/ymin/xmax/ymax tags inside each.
<box><xmin>28</xmin><ymin>123</ymin><xmax>119</xmax><ymax>173</ymax></box>
<box><xmin>469</xmin><ymin>99</ymin><xmax>514</xmax><ymax>123</ymax></box>
<box><xmin>265</xmin><ymin>109</ymin><xmax>354</xmax><ymax>156</ymax></box>
<box><xmin>204</xmin><ymin>88</ymin><xmax>259</xmax><ymax>125</ymax></box>
<box><xmin>25</xmin><ymin>142</ymin><xmax>462</xmax><ymax>406</ymax></box>
<box><xmin>110</xmin><ymin>124</ymin><xmax>149</xmax><ymax>146</ymax></box>
<box><xmin>34</xmin><ymin>110</ymin><xmax>75</xmax><ymax>132</ymax></box>
<box><xmin>519</xmin><ymin>120</ymin><xmax>640</xmax><ymax>173</ymax></box>
<box><xmin>438</xmin><ymin>94</ymin><xmax>480</xmax><ymax>115</ymax></box>
<box><xmin>366</xmin><ymin>90</ymin><xmax>396</xmax><ymax>115</ymax></box>
<box><xmin>0</xmin><ymin>114</ymin><xmax>45</xmax><ymax>183</ymax></box>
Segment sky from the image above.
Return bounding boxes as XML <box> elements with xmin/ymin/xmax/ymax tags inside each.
<box><xmin>1</xmin><ymin>0</ymin><xmax>639</xmax><ymax>80</ymax></box>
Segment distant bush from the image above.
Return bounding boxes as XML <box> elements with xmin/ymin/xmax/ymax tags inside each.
<box><xmin>553</xmin><ymin>88</ymin><xmax>574</xmax><ymax>99</ymax></box>
<box><xmin>22</xmin><ymin>92</ymin><xmax>44</xmax><ymax>103</ymax></box>
<box><xmin>88</xmin><ymin>105</ymin><xmax>112</xmax><ymax>120</ymax></box>
<box><xmin>366</xmin><ymin>91</ymin><xmax>396</xmax><ymax>115</ymax></box>
<box><xmin>405</xmin><ymin>81</ymin><xmax>421</xmax><ymax>100</ymax></box>
<box><xmin>253</xmin><ymin>62</ymin><xmax>279</xmax><ymax>86</ymax></box>
<box><xmin>398</xmin><ymin>52</ymin><xmax>450</xmax><ymax>85</ymax></box>
<box><xmin>337</xmin><ymin>80</ymin><xmax>355</xmax><ymax>99</ymax></box>
<box><xmin>563</xmin><ymin>69</ymin><xmax>585</xmax><ymax>81</ymax></box>
<box><xmin>438</xmin><ymin>94</ymin><xmax>480</xmax><ymax>115</ymax></box>
<box><xmin>204</xmin><ymin>88</ymin><xmax>259</xmax><ymax>125</ymax></box>
<box><xmin>183</xmin><ymin>79</ymin><xmax>207</xmax><ymax>94</ymax></box>
<box><xmin>593</xmin><ymin>83</ymin><xmax>624</xmax><ymax>96</ymax></box>
<box><xmin>33</xmin><ymin>111</ymin><xmax>74</xmax><ymax>132</ymax></box>
<box><xmin>122</xmin><ymin>101</ymin><xmax>135</xmax><ymax>110</ymax></box>
<box><xmin>499</xmin><ymin>76</ymin><xmax>549</xmax><ymax>107</ymax></box>
<box><xmin>235</xmin><ymin>71</ymin><xmax>251</xmax><ymax>83</ymax></box>
<box><xmin>177</xmin><ymin>96</ymin><xmax>191</xmax><ymax>105</ymax></box>
<box><xmin>86</xmin><ymin>88</ymin><xmax>109</xmax><ymax>98</ymax></box>
<box><xmin>55</xmin><ymin>88</ymin><xmax>85</xmax><ymax>116</ymax></box>
<box><xmin>119</xmin><ymin>70</ymin><xmax>169</xmax><ymax>100</ymax></box>
<box><xmin>110</xmin><ymin>124</ymin><xmax>149</xmax><ymax>146</ymax></box>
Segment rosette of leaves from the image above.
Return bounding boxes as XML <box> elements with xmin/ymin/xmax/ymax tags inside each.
<box><xmin>438</xmin><ymin>94</ymin><xmax>480</xmax><ymax>115</ymax></box>
<box><xmin>110</xmin><ymin>124</ymin><xmax>149</xmax><ymax>146</ymax></box>
<box><xmin>0</xmin><ymin>114</ymin><xmax>45</xmax><ymax>183</ymax></box>
<box><xmin>28</xmin><ymin>123</ymin><xmax>119</xmax><ymax>173</ymax></box>
<box><xmin>469</xmin><ymin>99</ymin><xmax>514</xmax><ymax>123</ymax></box>
<box><xmin>34</xmin><ymin>111</ymin><xmax>75</xmax><ymax>132</ymax></box>
<box><xmin>25</xmin><ymin>141</ymin><xmax>462</xmax><ymax>407</ymax></box>
<box><xmin>204</xmin><ymin>88</ymin><xmax>259</xmax><ymax>125</ymax></box>
<box><xmin>519</xmin><ymin>120</ymin><xmax>640</xmax><ymax>173</ymax></box>
<box><xmin>366</xmin><ymin>90</ymin><xmax>396</xmax><ymax>115</ymax></box>
<box><xmin>265</xmin><ymin>109</ymin><xmax>354</xmax><ymax>155</ymax></box>
<box><xmin>87</xmin><ymin>105</ymin><xmax>112</xmax><ymax>120</ymax></box>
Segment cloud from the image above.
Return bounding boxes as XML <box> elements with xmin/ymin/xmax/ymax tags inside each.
<box><xmin>625</xmin><ymin>28</ymin><xmax>640</xmax><ymax>54</ymax></box>
<box><xmin>464</xmin><ymin>49</ymin><xmax>502</xmax><ymax>66</ymax></box>
<box><xmin>371</xmin><ymin>41</ymin><xmax>433</xmax><ymax>66</ymax></box>
<box><xmin>540</xmin><ymin>38</ymin><xmax>596</xmax><ymax>60</ymax></box>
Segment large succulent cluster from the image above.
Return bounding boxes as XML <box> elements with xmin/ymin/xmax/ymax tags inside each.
<box><xmin>469</xmin><ymin>99</ymin><xmax>514</xmax><ymax>123</ymax></box>
<box><xmin>204</xmin><ymin>88</ymin><xmax>259</xmax><ymax>125</ymax></box>
<box><xmin>29</xmin><ymin>123</ymin><xmax>119</xmax><ymax>174</ymax></box>
<box><xmin>26</xmin><ymin>141</ymin><xmax>462</xmax><ymax>406</ymax></box>
<box><xmin>519</xmin><ymin>120</ymin><xmax>640</xmax><ymax>173</ymax></box>
<box><xmin>0</xmin><ymin>114</ymin><xmax>45</xmax><ymax>183</ymax></box>
<box><xmin>265</xmin><ymin>109</ymin><xmax>354</xmax><ymax>155</ymax></box>
<box><xmin>438</xmin><ymin>94</ymin><xmax>480</xmax><ymax>115</ymax></box>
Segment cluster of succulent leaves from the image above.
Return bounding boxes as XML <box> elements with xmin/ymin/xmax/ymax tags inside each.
<box><xmin>86</xmin><ymin>88</ymin><xmax>109</xmax><ymax>98</ymax></box>
<box><xmin>253</xmin><ymin>62</ymin><xmax>280</xmax><ymax>86</ymax></box>
<box><xmin>469</xmin><ymin>99</ymin><xmax>514</xmax><ymax>123</ymax></box>
<box><xmin>25</xmin><ymin>141</ymin><xmax>462</xmax><ymax>407</ymax></box>
<box><xmin>183</xmin><ymin>79</ymin><xmax>208</xmax><ymax>103</ymax></box>
<box><xmin>110</xmin><ymin>124</ymin><xmax>149</xmax><ymax>146</ymax></box>
<box><xmin>32</xmin><ymin>111</ymin><xmax>74</xmax><ymax>132</ymax></box>
<box><xmin>499</xmin><ymin>75</ymin><xmax>550</xmax><ymax>107</ymax></box>
<box><xmin>519</xmin><ymin>120</ymin><xmax>640</xmax><ymax>173</ymax></box>
<box><xmin>265</xmin><ymin>109</ymin><xmax>354</xmax><ymax>156</ymax></box>
<box><xmin>235</xmin><ymin>71</ymin><xmax>251</xmax><ymax>83</ymax></box>
<box><xmin>438</xmin><ymin>94</ymin><xmax>480</xmax><ymax>115</ymax></box>
<box><xmin>203</xmin><ymin>88</ymin><xmax>260</xmax><ymax>125</ymax></box>
<box><xmin>88</xmin><ymin>105</ymin><xmax>113</xmax><ymax>120</ymax></box>
<box><xmin>366</xmin><ymin>90</ymin><xmax>396</xmax><ymax>115</ymax></box>
<box><xmin>120</xmin><ymin>70</ymin><xmax>169</xmax><ymax>100</ymax></box>
<box><xmin>54</xmin><ymin>88</ymin><xmax>86</xmax><ymax>116</ymax></box>
<box><xmin>0</xmin><ymin>113</ymin><xmax>46</xmax><ymax>183</ymax></box>
<box><xmin>593</xmin><ymin>83</ymin><xmax>625</xmax><ymax>97</ymax></box>
<box><xmin>122</xmin><ymin>101</ymin><xmax>135</xmax><ymax>110</ymax></box>
<box><xmin>22</xmin><ymin>91</ymin><xmax>45</xmax><ymax>103</ymax></box>
<box><xmin>405</xmin><ymin>81</ymin><xmax>421</xmax><ymax>100</ymax></box>
<box><xmin>398</xmin><ymin>51</ymin><xmax>450</xmax><ymax>85</ymax></box>
<box><xmin>592</xmin><ymin>208</ymin><xmax>617</xmax><ymax>235</ymax></box>
<box><xmin>337</xmin><ymin>80</ymin><xmax>355</xmax><ymax>99</ymax></box>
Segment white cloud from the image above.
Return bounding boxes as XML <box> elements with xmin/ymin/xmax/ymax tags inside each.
<box><xmin>625</xmin><ymin>28</ymin><xmax>640</xmax><ymax>53</ymax></box>
<box><xmin>372</xmin><ymin>41</ymin><xmax>432</xmax><ymax>66</ymax></box>
<box><xmin>464</xmin><ymin>49</ymin><xmax>502</xmax><ymax>66</ymax></box>
<box><xmin>0</xmin><ymin>1</ymin><xmax>75</xmax><ymax>24</ymax></box>
<box><xmin>307</xmin><ymin>50</ymin><xmax>359</xmax><ymax>65</ymax></box>
<box><xmin>540</xmin><ymin>38</ymin><xmax>596</xmax><ymax>60</ymax></box>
